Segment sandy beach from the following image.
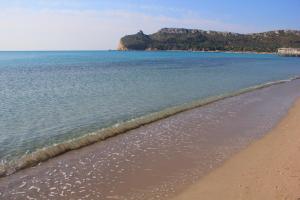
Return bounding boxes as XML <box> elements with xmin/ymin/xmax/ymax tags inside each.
<box><xmin>173</xmin><ymin>99</ymin><xmax>300</xmax><ymax>200</ymax></box>
<box><xmin>0</xmin><ymin>79</ymin><xmax>300</xmax><ymax>200</ymax></box>
<box><xmin>0</xmin><ymin>1</ymin><xmax>299</xmax><ymax>200</ymax></box>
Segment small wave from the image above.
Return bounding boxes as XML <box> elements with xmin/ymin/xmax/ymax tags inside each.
<box><xmin>1</xmin><ymin>76</ymin><xmax>299</xmax><ymax>177</ymax></box>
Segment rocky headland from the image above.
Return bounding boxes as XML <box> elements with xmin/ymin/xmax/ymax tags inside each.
<box><xmin>118</xmin><ymin>28</ymin><xmax>300</xmax><ymax>53</ymax></box>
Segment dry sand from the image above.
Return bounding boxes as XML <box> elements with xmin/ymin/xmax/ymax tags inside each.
<box><xmin>173</xmin><ymin>99</ymin><xmax>300</xmax><ymax>200</ymax></box>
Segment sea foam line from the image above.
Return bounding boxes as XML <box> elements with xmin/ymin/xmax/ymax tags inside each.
<box><xmin>1</xmin><ymin>76</ymin><xmax>299</xmax><ymax>177</ymax></box>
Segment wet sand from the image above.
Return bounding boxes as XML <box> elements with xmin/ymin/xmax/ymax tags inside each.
<box><xmin>1</xmin><ymin>79</ymin><xmax>300</xmax><ymax>200</ymax></box>
<box><xmin>173</xmin><ymin>98</ymin><xmax>300</xmax><ymax>200</ymax></box>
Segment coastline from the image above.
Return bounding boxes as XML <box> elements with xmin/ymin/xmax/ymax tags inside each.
<box><xmin>1</xmin><ymin>78</ymin><xmax>300</xmax><ymax>199</ymax></box>
<box><xmin>117</xmin><ymin>49</ymin><xmax>276</xmax><ymax>55</ymax></box>
<box><xmin>1</xmin><ymin>77</ymin><xmax>298</xmax><ymax>177</ymax></box>
<box><xmin>160</xmin><ymin>49</ymin><xmax>275</xmax><ymax>55</ymax></box>
<box><xmin>172</xmin><ymin>98</ymin><xmax>300</xmax><ymax>200</ymax></box>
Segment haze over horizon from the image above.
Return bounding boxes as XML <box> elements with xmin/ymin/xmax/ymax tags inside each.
<box><xmin>0</xmin><ymin>0</ymin><xmax>299</xmax><ymax>50</ymax></box>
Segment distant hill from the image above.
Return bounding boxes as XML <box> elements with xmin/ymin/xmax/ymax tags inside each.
<box><xmin>118</xmin><ymin>28</ymin><xmax>300</xmax><ymax>52</ymax></box>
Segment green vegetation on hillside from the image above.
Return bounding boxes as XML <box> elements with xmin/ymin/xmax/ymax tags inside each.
<box><xmin>119</xmin><ymin>28</ymin><xmax>300</xmax><ymax>52</ymax></box>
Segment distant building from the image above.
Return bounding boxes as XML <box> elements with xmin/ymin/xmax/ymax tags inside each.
<box><xmin>278</xmin><ymin>48</ymin><xmax>300</xmax><ymax>57</ymax></box>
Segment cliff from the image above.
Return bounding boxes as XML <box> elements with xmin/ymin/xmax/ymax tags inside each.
<box><xmin>118</xmin><ymin>31</ymin><xmax>151</xmax><ymax>50</ymax></box>
<box><xmin>118</xmin><ymin>28</ymin><xmax>300</xmax><ymax>52</ymax></box>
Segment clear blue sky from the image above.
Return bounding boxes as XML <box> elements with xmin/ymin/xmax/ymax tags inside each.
<box><xmin>0</xmin><ymin>0</ymin><xmax>299</xmax><ymax>50</ymax></box>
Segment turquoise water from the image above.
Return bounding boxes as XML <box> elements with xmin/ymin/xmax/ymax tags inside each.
<box><xmin>0</xmin><ymin>51</ymin><xmax>300</xmax><ymax>164</ymax></box>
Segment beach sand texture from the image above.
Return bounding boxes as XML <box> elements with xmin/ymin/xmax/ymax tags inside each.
<box><xmin>173</xmin><ymin>99</ymin><xmax>300</xmax><ymax>200</ymax></box>
<box><xmin>0</xmin><ymin>79</ymin><xmax>300</xmax><ymax>200</ymax></box>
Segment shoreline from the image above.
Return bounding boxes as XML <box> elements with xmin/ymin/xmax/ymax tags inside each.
<box><xmin>1</xmin><ymin>76</ymin><xmax>299</xmax><ymax>177</ymax></box>
<box><xmin>172</xmin><ymin>98</ymin><xmax>300</xmax><ymax>200</ymax></box>
<box><xmin>1</xmin><ymin>77</ymin><xmax>300</xmax><ymax>199</ymax></box>
<box><xmin>117</xmin><ymin>49</ymin><xmax>276</xmax><ymax>55</ymax></box>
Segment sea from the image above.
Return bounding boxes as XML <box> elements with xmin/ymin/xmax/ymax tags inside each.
<box><xmin>0</xmin><ymin>51</ymin><xmax>300</xmax><ymax>172</ymax></box>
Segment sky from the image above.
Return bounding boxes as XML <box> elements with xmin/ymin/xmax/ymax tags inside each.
<box><xmin>0</xmin><ymin>0</ymin><xmax>299</xmax><ymax>50</ymax></box>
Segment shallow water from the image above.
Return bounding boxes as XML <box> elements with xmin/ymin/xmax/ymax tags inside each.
<box><xmin>0</xmin><ymin>51</ymin><xmax>300</xmax><ymax>163</ymax></box>
<box><xmin>1</xmin><ymin>79</ymin><xmax>300</xmax><ymax>200</ymax></box>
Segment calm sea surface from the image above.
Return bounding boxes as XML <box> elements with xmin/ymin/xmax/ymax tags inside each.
<box><xmin>0</xmin><ymin>51</ymin><xmax>300</xmax><ymax>163</ymax></box>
